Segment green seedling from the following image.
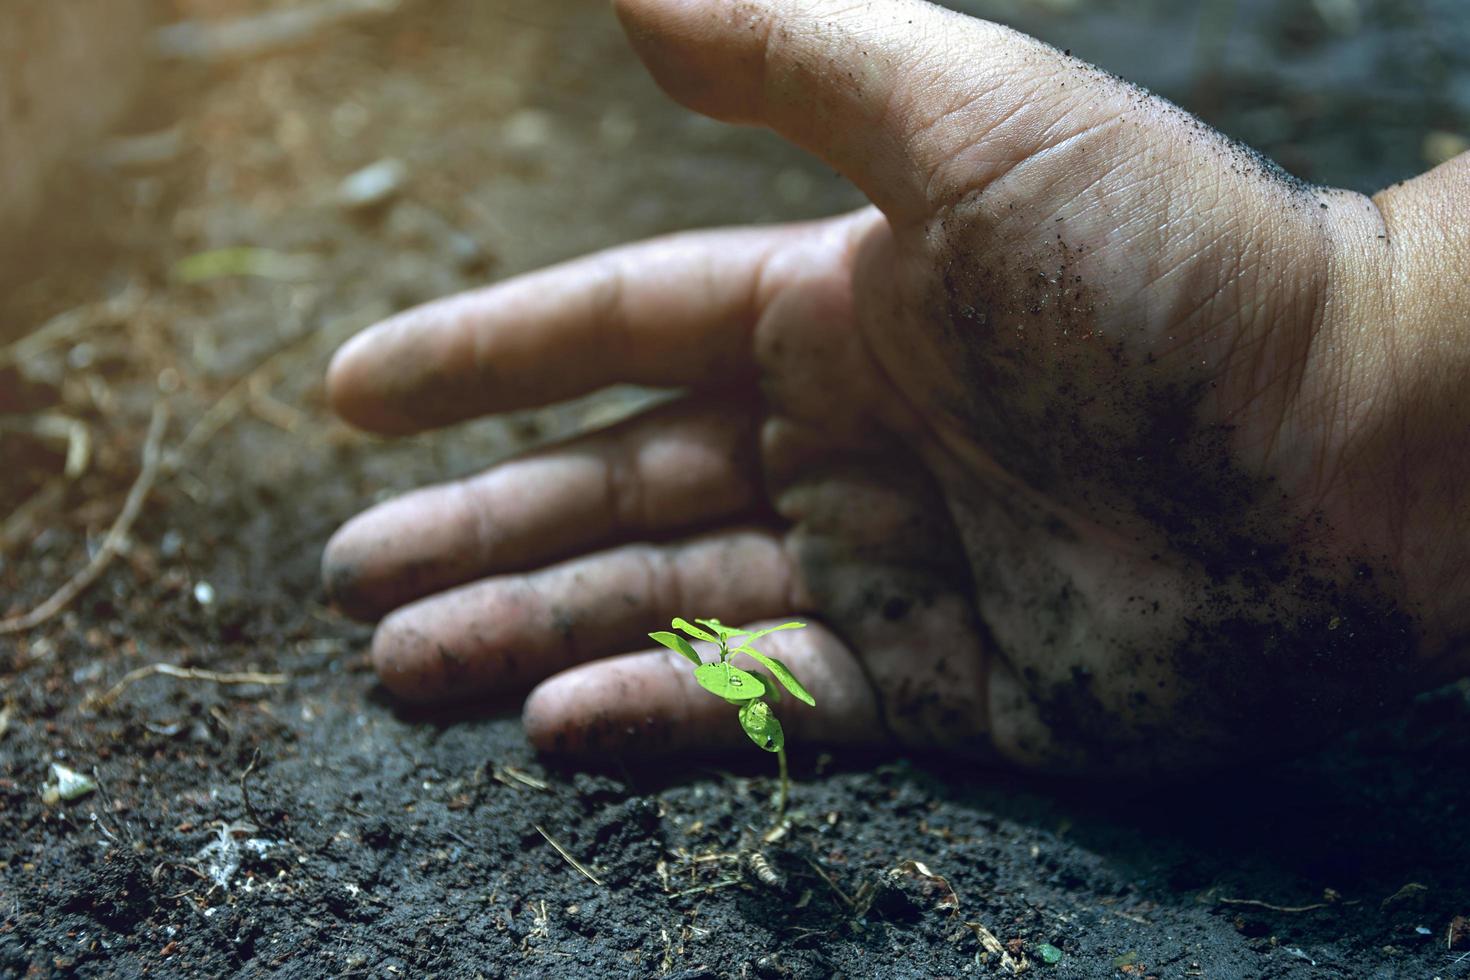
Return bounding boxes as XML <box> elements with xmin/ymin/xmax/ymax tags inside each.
<box><xmin>648</xmin><ymin>618</ymin><xmax>813</xmax><ymax>814</ymax></box>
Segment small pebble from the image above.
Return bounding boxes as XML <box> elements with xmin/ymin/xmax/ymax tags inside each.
<box><xmin>502</xmin><ymin>109</ymin><xmax>553</xmax><ymax>152</ymax></box>
<box><xmin>42</xmin><ymin>763</ymin><xmax>97</xmax><ymax>805</ymax></box>
<box><xmin>337</xmin><ymin>158</ymin><xmax>409</xmax><ymax>211</ymax></box>
<box><xmin>67</xmin><ymin>344</ymin><xmax>96</xmax><ymax>369</ymax></box>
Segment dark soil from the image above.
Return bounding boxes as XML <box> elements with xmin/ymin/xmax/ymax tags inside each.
<box><xmin>3</xmin><ymin>0</ymin><xmax>1469</xmax><ymax>977</ymax></box>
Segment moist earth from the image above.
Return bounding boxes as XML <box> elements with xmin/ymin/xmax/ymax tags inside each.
<box><xmin>2</xmin><ymin>0</ymin><xmax>1468</xmax><ymax>977</ymax></box>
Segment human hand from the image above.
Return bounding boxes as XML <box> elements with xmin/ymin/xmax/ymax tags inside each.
<box><xmin>323</xmin><ymin>0</ymin><xmax>1470</xmax><ymax>772</ymax></box>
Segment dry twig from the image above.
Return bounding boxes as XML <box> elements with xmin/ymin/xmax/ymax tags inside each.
<box><xmin>0</xmin><ymin>286</ymin><xmax>145</xmax><ymax>369</ymax></box>
<box><xmin>154</xmin><ymin>0</ymin><xmax>403</xmax><ymax>62</ymax></box>
<box><xmin>668</xmin><ymin>878</ymin><xmax>744</xmax><ymax>899</ymax></box>
<box><xmin>805</xmin><ymin>858</ymin><xmax>853</xmax><ymax>909</ymax></box>
<box><xmin>0</xmin><ymin>405</ymin><xmax>168</xmax><ymax>635</ymax></box>
<box><xmin>247</xmin><ymin>377</ymin><xmax>307</xmax><ymax>432</ymax></box>
<box><xmin>491</xmin><ymin>766</ymin><xmax>549</xmax><ymax>791</ymax></box>
<box><xmin>239</xmin><ymin>747</ymin><xmax>264</xmax><ymax>827</ymax></box>
<box><xmin>0</xmin><ymin>414</ymin><xmax>93</xmax><ymax>477</ymax></box>
<box><xmin>533</xmin><ymin>824</ymin><xmax>603</xmax><ymax>887</ymax></box>
<box><xmin>89</xmin><ymin>663</ymin><xmax>287</xmax><ymax>709</ymax></box>
<box><xmin>966</xmin><ymin>921</ymin><xmax>1027</xmax><ymax>974</ymax></box>
<box><xmin>1216</xmin><ymin>897</ymin><xmax>1335</xmax><ymax>914</ymax></box>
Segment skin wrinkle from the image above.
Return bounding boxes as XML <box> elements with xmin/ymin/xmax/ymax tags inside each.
<box><xmin>1001</xmin><ymin>113</ymin><xmax>1135</xmax><ymax>198</ymax></box>
<box><xmin>1135</xmin><ymin>209</ymin><xmax>1316</xmax><ymax>459</ymax></box>
<box><xmin>590</xmin><ymin>256</ymin><xmax>637</xmax><ymax>382</ymax></box>
<box><xmin>1143</xmin><ymin>224</ymin><xmax>1248</xmax><ymax>350</ymax></box>
<box><xmin>463</xmin><ymin>475</ymin><xmax>505</xmax><ymax>575</ymax></box>
<box><xmin>1217</xmin><ymin>267</ymin><xmax>1299</xmax><ymax>437</ymax></box>
<box><xmin>928</xmin><ymin>91</ymin><xmax>1116</xmax><ymax>217</ymax></box>
<box><xmin>1049</xmin><ymin>139</ymin><xmax>1174</xmax><ymax>235</ymax></box>
<box><xmin>1054</xmin><ymin>156</ymin><xmax>1219</xmax><ymax>290</ymax></box>
<box><xmin>1385</xmin><ymin>320</ymin><xmax>1412</xmax><ymax>568</ymax></box>
<box><xmin>463</xmin><ymin>293</ymin><xmax>500</xmax><ymax>415</ymax></box>
<box><xmin>1376</xmin><ymin>205</ymin><xmax>1413</xmax><ymax>576</ymax></box>
<box><xmin>1119</xmin><ymin>187</ymin><xmax>1251</xmax><ymax>311</ymax></box>
<box><xmin>1251</xmin><ymin>322</ymin><xmax>1329</xmax><ymax>492</ymax></box>
<box><xmin>1143</xmin><ymin>181</ymin><xmax>1249</xmax><ymax>310</ymax></box>
<box><xmin>841</xmin><ymin>221</ymin><xmax>935</xmax><ymax>445</ymax></box>
<box><xmin>602</xmin><ymin>433</ymin><xmax>643</xmax><ymax>533</ymax></box>
<box><xmin>635</xmin><ymin>542</ymin><xmax>677</xmax><ymax>631</ymax></box>
<box><xmin>1242</xmin><ymin>269</ymin><xmax>1310</xmax><ymax>422</ymax></box>
<box><xmin>750</xmin><ymin>232</ymin><xmax>799</xmax><ymax>329</ymax></box>
<box><xmin>1274</xmin><ymin>279</ymin><xmax>1337</xmax><ymax>491</ymax></box>
<box><xmin>1299</xmin><ymin>213</ymin><xmax>1381</xmax><ymax>511</ymax></box>
<box><xmin>917</xmin><ymin>81</ymin><xmax>1043</xmax><ymax>207</ymax></box>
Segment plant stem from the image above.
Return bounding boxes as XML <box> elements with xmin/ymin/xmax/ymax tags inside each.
<box><xmin>776</xmin><ymin>746</ymin><xmax>789</xmax><ymax>814</ymax></box>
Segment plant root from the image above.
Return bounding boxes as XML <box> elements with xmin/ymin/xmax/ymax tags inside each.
<box><xmin>88</xmin><ymin>662</ymin><xmax>287</xmax><ymax>709</ymax></box>
<box><xmin>1</xmin><ymin>404</ymin><xmax>168</xmax><ymax>636</ymax></box>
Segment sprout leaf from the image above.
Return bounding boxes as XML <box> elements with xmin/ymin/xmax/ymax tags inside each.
<box><xmin>733</xmin><ymin>647</ymin><xmax>815</xmax><ymax>706</ymax></box>
<box><xmin>695</xmin><ymin>618</ymin><xmax>749</xmax><ymax>642</ymax></box>
<box><xmin>648</xmin><ymin>631</ymin><xmax>701</xmax><ymax>665</ymax></box>
<box><xmin>694</xmin><ymin>662</ymin><xmax>765</xmax><ymax>700</ymax></box>
<box><xmin>738</xmin><ymin>699</ymin><xmax>785</xmax><ymax>753</ymax></box>
<box><xmin>672</xmin><ymin>617</ymin><xmax>716</xmax><ymax>643</ymax></box>
<box><xmin>744</xmin><ymin>621</ymin><xmax>806</xmax><ymax>641</ymax></box>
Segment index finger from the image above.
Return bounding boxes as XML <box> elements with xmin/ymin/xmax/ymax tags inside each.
<box><xmin>327</xmin><ymin>223</ymin><xmax>807</xmax><ymax>435</ymax></box>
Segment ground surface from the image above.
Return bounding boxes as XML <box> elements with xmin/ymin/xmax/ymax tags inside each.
<box><xmin>2</xmin><ymin>0</ymin><xmax>1469</xmax><ymax>977</ymax></box>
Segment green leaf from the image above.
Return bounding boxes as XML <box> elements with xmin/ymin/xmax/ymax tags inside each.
<box><xmin>648</xmin><ymin>631</ymin><xmax>701</xmax><ymax>666</ymax></box>
<box><xmin>695</xmin><ymin>618</ymin><xmax>749</xmax><ymax>642</ymax></box>
<box><xmin>693</xmin><ymin>662</ymin><xmax>765</xmax><ymax>701</ymax></box>
<box><xmin>732</xmin><ymin>647</ymin><xmax>815</xmax><ymax>706</ymax></box>
<box><xmin>1037</xmin><ymin>944</ymin><xmax>1063</xmax><ymax>966</ymax></box>
<box><xmin>738</xmin><ymin>699</ymin><xmax>784</xmax><ymax>753</ymax></box>
<box><xmin>744</xmin><ymin>621</ymin><xmax>806</xmax><ymax>642</ymax></box>
<box><xmin>172</xmin><ymin>246</ymin><xmax>322</xmax><ymax>283</ymax></box>
<box><xmin>672</xmin><ymin>618</ymin><xmax>716</xmax><ymax>643</ymax></box>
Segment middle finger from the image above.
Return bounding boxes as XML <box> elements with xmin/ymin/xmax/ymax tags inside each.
<box><xmin>324</xmin><ymin>397</ymin><xmax>764</xmax><ymax>619</ymax></box>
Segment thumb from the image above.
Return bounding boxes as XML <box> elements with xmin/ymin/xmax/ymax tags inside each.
<box><xmin>614</xmin><ymin>0</ymin><xmax>1121</xmax><ymax>220</ymax></box>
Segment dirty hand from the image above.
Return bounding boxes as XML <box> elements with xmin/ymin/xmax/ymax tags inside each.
<box><xmin>323</xmin><ymin>0</ymin><xmax>1470</xmax><ymax>772</ymax></box>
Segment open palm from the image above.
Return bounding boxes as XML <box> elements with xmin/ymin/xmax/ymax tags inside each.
<box><xmin>324</xmin><ymin>0</ymin><xmax>1468</xmax><ymax>772</ymax></box>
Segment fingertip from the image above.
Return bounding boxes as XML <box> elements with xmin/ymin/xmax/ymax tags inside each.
<box><xmin>523</xmin><ymin>652</ymin><xmax>708</xmax><ymax>758</ymax></box>
<box><xmin>613</xmin><ymin>0</ymin><xmax>759</xmax><ymax>124</ymax></box>
<box><xmin>370</xmin><ymin>610</ymin><xmax>451</xmax><ymax>705</ymax></box>
<box><xmin>522</xmin><ymin>681</ymin><xmax>567</xmax><ymax>753</ymax></box>
<box><xmin>324</xmin><ymin>328</ymin><xmax>367</xmax><ymax>423</ymax></box>
<box><xmin>320</xmin><ymin>526</ymin><xmax>374</xmax><ymax>621</ymax></box>
<box><xmin>326</xmin><ymin>324</ymin><xmax>422</xmax><ymax>436</ymax></box>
